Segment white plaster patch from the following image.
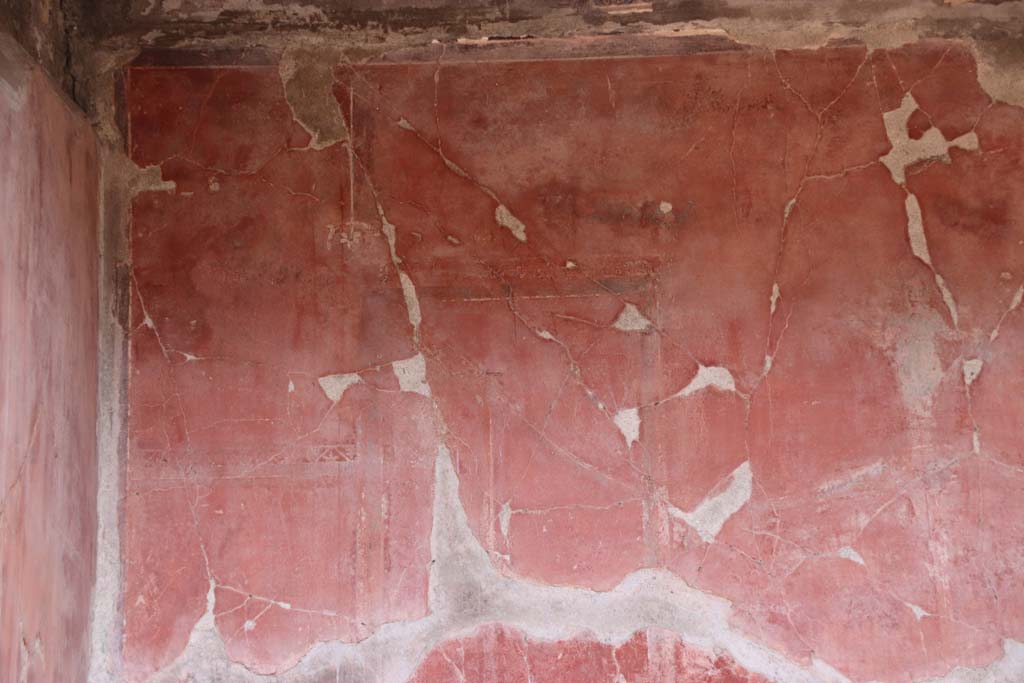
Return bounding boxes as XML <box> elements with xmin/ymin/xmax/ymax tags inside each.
<box><xmin>669</xmin><ymin>461</ymin><xmax>753</xmax><ymax>543</ymax></box>
<box><xmin>659</xmin><ymin>201</ymin><xmax>673</xmax><ymax>214</ymax></box>
<box><xmin>613</xmin><ymin>303</ymin><xmax>653</xmax><ymax>332</ymax></box>
<box><xmin>905</xmin><ymin>197</ymin><xmax>960</xmax><ymax>326</ymax></box>
<box><xmin>495</xmin><ymin>205</ymin><xmax>527</xmax><ymax>242</ymax></box>
<box><xmin>935</xmin><ymin>273</ymin><xmax>961</xmax><ymax>328</ymax></box>
<box><xmin>963</xmin><ymin>358</ymin><xmax>984</xmax><ymax>387</ymax></box>
<box><xmin>398</xmin><ymin>272</ymin><xmax>422</xmax><ymax>331</ymax></box>
<box><xmin>565</xmin><ymin>260</ymin><xmax>577</xmax><ymax>269</ymax></box>
<box><xmin>783</xmin><ymin>197</ymin><xmax>797</xmax><ymax>221</ymax></box>
<box><xmin>906</xmin><ymin>602</ymin><xmax>930</xmax><ymax>620</ymax></box>
<box><xmin>770</xmin><ymin>282</ymin><xmax>781</xmax><ymax>315</ymax></box>
<box><xmin>677</xmin><ymin>365</ymin><xmax>737</xmax><ymax>397</ymax></box>
<box><xmin>318</xmin><ymin>373</ymin><xmax>361</xmax><ymax>402</ymax></box>
<box><xmin>837</xmin><ymin>546</ymin><xmax>866</xmax><ymax>566</ymax></box>
<box><xmin>613</xmin><ymin>407</ymin><xmax>641</xmax><ymax>448</ymax></box>
<box><xmin>375</xmin><ymin>207</ymin><xmax>423</xmax><ymax>338</ymax></box>
<box><xmin>880</xmin><ymin>93</ymin><xmax>979</xmax><ymax>186</ymax></box>
<box><xmin>498</xmin><ymin>501</ymin><xmax>512</xmax><ymax>539</ymax></box>
<box><xmin>882</xmin><ymin>93</ymin><xmax>976</xmax><ymax>330</ymax></box>
<box><xmin>905</xmin><ymin>194</ymin><xmax>932</xmax><ymax>264</ymax></box>
<box><xmin>393</xmin><ymin>354</ymin><xmax>432</xmax><ymax>397</ymax></box>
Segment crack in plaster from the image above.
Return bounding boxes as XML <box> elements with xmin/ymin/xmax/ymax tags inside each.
<box><xmin>394</xmin><ymin>116</ymin><xmax>527</xmax><ymax>244</ymax></box>
<box><xmin>990</xmin><ymin>284</ymin><xmax>1024</xmax><ymax>342</ymax></box>
<box><xmin>495</xmin><ymin>204</ymin><xmax>527</xmax><ymax>242</ymax></box>
<box><xmin>881</xmin><ymin>92</ymin><xmax>979</xmax><ymax>330</ymax></box>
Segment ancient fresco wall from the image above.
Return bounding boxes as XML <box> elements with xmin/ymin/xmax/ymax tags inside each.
<box><xmin>123</xmin><ymin>39</ymin><xmax>1024</xmax><ymax>683</ymax></box>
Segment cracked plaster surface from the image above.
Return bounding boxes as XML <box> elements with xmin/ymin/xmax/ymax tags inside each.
<box><xmin>117</xmin><ymin>36</ymin><xmax>1024</xmax><ymax>683</ymax></box>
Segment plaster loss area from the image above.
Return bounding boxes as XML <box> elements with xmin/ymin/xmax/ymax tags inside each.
<box><xmin>121</xmin><ymin>40</ymin><xmax>1024</xmax><ymax>683</ymax></box>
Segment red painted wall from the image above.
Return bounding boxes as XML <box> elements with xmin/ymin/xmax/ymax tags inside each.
<box><xmin>0</xmin><ymin>37</ymin><xmax>99</xmax><ymax>683</ymax></box>
<box><xmin>123</xmin><ymin>39</ymin><xmax>1024</xmax><ymax>683</ymax></box>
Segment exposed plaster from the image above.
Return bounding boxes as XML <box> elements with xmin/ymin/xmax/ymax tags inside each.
<box><xmin>923</xmin><ymin>640</ymin><xmax>1024</xmax><ymax>683</ymax></box>
<box><xmin>836</xmin><ymin>546</ymin><xmax>867</xmax><ymax>566</ymax></box>
<box><xmin>613</xmin><ymin>407</ymin><xmax>641</xmax><ymax>448</ymax></box>
<box><xmin>392</xmin><ymin>353</ymin><xmax>432</xmax><ymax>398</ymax></box>
<box><xmin>963</xmin><ymin>358</ymin><xmax>984</xmax><ymax>387</ymax></box>
<box><xmin>317</xmin><ymin>372</ymin><xmax>361</xmax><ymax>402</ymax></box>
<box><xmin>279</xmin><ymin>46</ymin><xmax>348</xmax><ymax>150</ymax></box>
<box><xmin>882</xmin><ymin>92</ymin><xmax>978</xmax><ymax>330</ymax></box>
<box><xmin>667</xmin><ymin>460</ymin><xmax>753</xmax><ymax>543</ymax></box>
<box><xmin>495</xmin><ymin>204</ymin><xmax>527</xmax><ymax>242</ymax></box>
<box><xmin>612</xmin><ymin>302</ymin><xmax>653</xmax><ymax>332</ymax></box>
<box><xmin>141</xmin><ymin>447</ymin><xmax>850</xmax><ymax>683</ymax></box>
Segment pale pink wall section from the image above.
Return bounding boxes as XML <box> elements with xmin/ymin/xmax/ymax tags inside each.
<box><xmin>0</xmin><ymin>38</ymin><xmax>99</xmax><ymax>683</ymax></box>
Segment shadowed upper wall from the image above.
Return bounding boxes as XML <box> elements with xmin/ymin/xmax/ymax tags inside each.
<box><xmin>0</xmin><ymin>34</ymin><xmax>99</xmax><ymax>683</ymax></box>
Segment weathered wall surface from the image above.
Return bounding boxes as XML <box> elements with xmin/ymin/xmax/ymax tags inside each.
<box><xmin>0</xmin><ymin>34</ymin><xmax>99</xmax><ymax>683</ymax></box>
<box><xmin>0</xmin><ymin>0</ymin><xmax>97</xmax><ymax>103</ymax></box>
<box><xmin>120</xmin><ymin>34</ymin><xmax>1024</xmax><ymax>683</ymax></box>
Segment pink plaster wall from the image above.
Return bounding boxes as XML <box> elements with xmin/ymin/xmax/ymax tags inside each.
<box><xmin>0</xmin><ymin>36</ymin><xmax>99</xmax><ymax>683</ymax></box>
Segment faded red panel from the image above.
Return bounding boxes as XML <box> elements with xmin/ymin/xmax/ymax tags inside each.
<box><xmin>0</xmin><ymin>58</ymin><xmax>99</xmax><ymax>683</ymax></box>
<box><xmin>125</xmin><ymin>64</ymin><xmax>439</xmax><ymax>679</ymax></box>
<box><xmin>408</xmin><ymin>626</ymin><xmax>771</xmax><ymax>683</ymax></box>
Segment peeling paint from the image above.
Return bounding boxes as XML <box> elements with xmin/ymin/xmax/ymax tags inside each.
<box><xmin>668</xmin><ymin>461</ymin><xmax>753</xmax><ymax>543</ymax></box>
<box><xmin>317</xmin><ymin>372</ymin><xmax>361</xmax><ymax>402</ymax></box>
<box><xmin>613</xmin><ymin>407</ymin><xmax>640</xmax><ymax>447</ymax></box>
<box><xmin>393</xmin><ymin>354</ymin><xmax>432</xmax><ymax>397</ymax></box>
<box><xmin>612</xmin><ymin>302</ymin><xmax>652</xmax><ymax>332</ymax></box>
<box><xmin>279</xmin><ymin>46</ymin><xmax>347</xmax><ymax>150</ymax></box>
<box><xmin>495</xmin><ymin>204</ymin><xmax>526</xmax><ymax>242</ymax></box>
<box><xmin>675</xmin><ymin>364</ymin><xmax>737</xmax><ymax>398</ymax></box>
